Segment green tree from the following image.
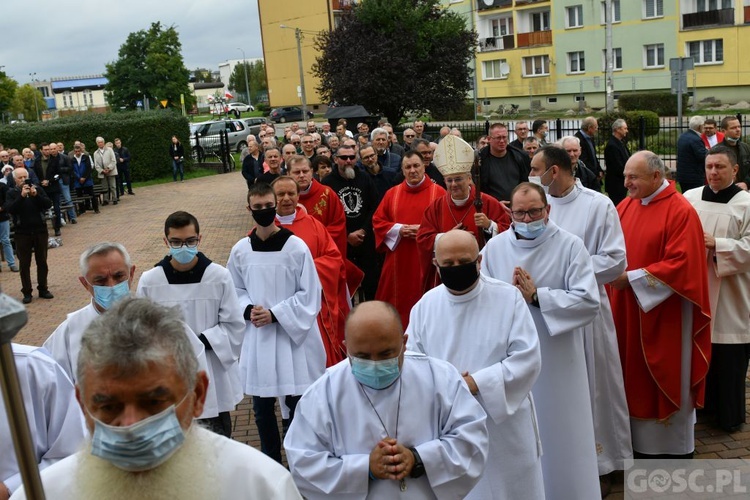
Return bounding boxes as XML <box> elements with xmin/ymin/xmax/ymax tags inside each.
<box><xmin>10</xmin><ymin>84</ymin><xmax>47</xmax><ymax>122</ymax></box>
<box><xmin>193</xmin><ymin>68</ymin><xmax>215</xmax><ymax>83</ymax></box>
<box><xmin>313</xmin><ymin>0</ymin><xmax>476</xmax><ymax>124</ymax></box>
<box><xmin>104</xmin><ymin>22</ymin><xmax>194</xmax><ymax>111</ymax></box>
<box><xmin>0</xmin><ymin>71</ymin><xmax>19</xmax><ymax>122</ymax></box>
<box><xmin>229</xmin><ymin>61</ymin><xmax>267</xmax><ymax>103</ymax></box>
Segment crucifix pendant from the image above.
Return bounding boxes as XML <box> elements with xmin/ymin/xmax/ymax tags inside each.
<box><xmin>400</xmin><ymin>479</ymin><xmax>407</xmax><ymax>492</ymax></box>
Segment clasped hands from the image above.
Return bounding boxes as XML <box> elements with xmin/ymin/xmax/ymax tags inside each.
<box><xmin>369</xmin><ymin>438</ymin><xmax>415</xmax><ymax>481</ymax></box>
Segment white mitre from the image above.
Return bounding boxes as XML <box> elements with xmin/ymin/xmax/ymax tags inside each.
<box><xmin>433</xmin><ymin>134</ymin><xmax>475</xmax><ymax>177</ymax></box>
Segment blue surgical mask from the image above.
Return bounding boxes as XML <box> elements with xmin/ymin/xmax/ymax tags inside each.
<box><xmin>88</xmin><ymin>393</ymin><xmax>189</xmax><ymax>472</ymax></box>
<box><xmin>349</xmin><ymin>348</ymin><xmax>402</xmax><ymax>390</ymax></box>
<box><xmin>91</xmin><ymin>280</ymin><xmax>130</xmax><ymax>310</ymax></box>
<box><xmin>170</xmin><ymin>246</ymin><xmax>198</xmax><ymax>265</ymax></box>
<box><xmin>513</xmin><ymin>219</ymin><xmax>547</xmax><ymax>239</ymax></box>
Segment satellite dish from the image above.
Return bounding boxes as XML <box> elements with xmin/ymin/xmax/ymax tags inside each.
<box><xmin>482</xmin><ymin>0</ymin><xmax>494</xmax><ymax>6</ymax></box>
<box><xmin>500</xmin><ymin>62</ymin><xmax>510</xmax><ymax>77</ymax></box>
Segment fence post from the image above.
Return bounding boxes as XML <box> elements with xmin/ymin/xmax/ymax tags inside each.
<box><xmin>555</xmin><ymin>118</ymin><xmax>562</xmax><ymax>143</ymax></box>
<box><xmin>221</xmin><ymin>130</ymin><xmax>229</xmax><ymax>173</ymax></box>
<box><xmin>639</xmin><ymin>115</ymin><xmax>646</xmax><ymax>151</ymax></box>
<box><xmin>484</xmin><ymin>119</ymin><xmax>490</xmax><ymax>136</ymax></box>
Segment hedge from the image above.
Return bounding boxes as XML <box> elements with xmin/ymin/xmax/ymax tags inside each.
<box><xmin>0</xmin><ymin>110</ymin><xmax>191</xmax><ymax>181</ymax></box>
<box><xmin>617</xmin><ymin>92</ymin><xmax>689</xmax><ymax>117</ymax></box>
<box><xmin>598</xmin><ymin>110</ymin><xmax>660</xmax><ymax>143</ymax></box>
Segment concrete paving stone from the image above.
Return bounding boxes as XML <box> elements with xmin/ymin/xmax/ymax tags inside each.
<box><xmin>717</xmin><ymin>448</ymin><xmax>750</xmax><ymax>459</ymax></box>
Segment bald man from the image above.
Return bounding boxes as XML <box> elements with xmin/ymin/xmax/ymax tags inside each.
<box><xmin>407</xmin><ymin>230</ymin><xmax>543</xmax><ymax>499</ymax></box>
<box><xmin>285</xmin><ymin>301</ymin><xmax>489</xmax><ymax>499</ymax></box>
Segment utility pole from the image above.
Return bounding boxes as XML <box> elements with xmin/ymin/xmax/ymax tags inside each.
<box><xmin>29</xmin><ymin>73</ymin><xmax>40</xmax><ymax>121</ymax></box>
<box><xmin>604</xmin><ymin>0</ymin><xmax>614</xmax><ymax>113</ymax></box>
<box><xmin>237</xmin><ymin>48</ymin><xmax>251</xmax><ymax>105</ymax></box>
<box><xmin>280</xmin><ymin>24</ymin><xmax>307</xmax><ymax>119</ymax></box>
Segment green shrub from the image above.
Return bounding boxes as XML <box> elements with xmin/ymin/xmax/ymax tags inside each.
<box><xmin>0</xmin><ymin>110</ymin><xmax>191</xmax><ymax>181</ymax></box>
<box><xmin>431</xmin><ymin>102</ymin><xmax>475</xmax><ymax>121</ymax></box>
<box><xmin>598</xmin><ymin>110</ymin><xmax>660</xmax><ymax>144</ymax></box>
<box><xmin>618</xmin><ymin>92</ymin><xmax>688</xmax><ymax>116</ymax></box>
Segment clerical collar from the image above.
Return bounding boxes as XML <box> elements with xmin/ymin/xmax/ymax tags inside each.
<box><xmin>156</xmin><ymin>252</ymin><xmax>212</xmax><ymax>284</ymax></box>
<box><xmin>276</xmin><ymin>212</ymin><xmax>296</xmax><ymax>225</ymax></box>
<box><xmin>702</xmin><ymin>183</ymin><xmax>742</xmax><ymax>204</ymax></box>
<box><xmin>640</xmin><ymin>180</ymin><xmax>669</xmax><ymax>206</ymax></box>
<box><xmin>452</xmin><ymin>194</ymin><xmax>471</xmax><ymax>206</ymax></box>
<box><xmin>249</xmin><ymin>226</ymin><xmax>293</xmax><ymax>252</ymax></box>
<box><xmin>406</xmin><ymin>176</ymin><xmax>426</xmax><ymax>189</ymax></box>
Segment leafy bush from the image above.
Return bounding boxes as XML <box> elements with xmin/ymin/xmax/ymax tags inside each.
<box><xmin>0</xmin><ymin>110</ymin><xmax>190</xmax><ymax>181</ymax></box>
<box><xmin>598</xmin><ymin>110</ymin><xmax>660</xmax><ymax>143</ymax></box>
<box><xmin>618</xmin><ymin>92</ymin><xmax>688</xmax><ymax>116</ymax></box>
<box><xmin>431</xmin><ymin>102</ymin><xmax>475</xmax><ymax>121</ymax></box>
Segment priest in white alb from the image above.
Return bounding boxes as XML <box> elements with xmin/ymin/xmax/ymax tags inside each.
<box><xmin>481</xmin><ymin>182</ymin><xmax>601</xmax><ymax>500</ymax></box>
<box><xmin>529</xmin><ymin>144</ymin><xmax>632</xmax><ymax>485</ymax></box>
<box><xmin>284</xmin><ymin>301</ymin><xmax>489</xmax><ymax>499</ymax></box>
<box><xmin>406</xmin><ymin>229</ymin><xmax>544</xmax><ymax>500</ymax></box>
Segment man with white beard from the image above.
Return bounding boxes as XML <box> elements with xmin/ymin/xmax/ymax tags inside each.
<box><xmin>10</xmin><ymin>298</ymin><xmax>301</xmax><ymax>500</ymax></box>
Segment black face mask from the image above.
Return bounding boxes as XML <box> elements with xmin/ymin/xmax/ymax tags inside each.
<box><xmin>438</xmin><ymin>260</ymin><xmax>479</xmax><ymax>292</ymax></box>
<box><xmin>251</xmin><ymin>206</ymin><xmax>277</xmax><ymax>227</ymax></box>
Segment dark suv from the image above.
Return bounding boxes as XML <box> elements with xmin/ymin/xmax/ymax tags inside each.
<box><xmin>269</xmin><ymin>106</ymin><xmax>314</xmax><ymax>123</ymax></box>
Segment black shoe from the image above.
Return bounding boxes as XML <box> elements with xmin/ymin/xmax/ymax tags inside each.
<box><xmin>94</xmin><ymin>209</ymin><xmax>100</xmax><ymax>214</ymax></box>
<box><xmin>39</xmin><ymin>290</ymin><xmax>54</xmax><ymax>299</ymax></box>
<box><xmin>128</xmin><ymin>191</ymin><xmax>135</xmax><ymax>195</ymax></box>
<box><xmin>70</xmin><ymin>219</ymin><xmax>77</xmax><ymax>224</ymax></box>
<box><xmin>102</xmin><ymin>201</ymin><xmax>109</xmax><ymax>206</ymax></box>
<box><xmin>113</xmin><ymin>201</ymin><xmax>118</xmax><ymax>205</ymax></box>
<box><xmin>22</xmin><ymin>295</ymin><xmax>32</xmax><ymax>304</ymax></box>
<box><xmin>54</xmin><ymin>229</ymin><xmax>61</xmax><ymax>236</ymax></box>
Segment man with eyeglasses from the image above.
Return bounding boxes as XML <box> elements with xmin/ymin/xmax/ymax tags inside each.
<box><xmin>393</xmin><ymin>139</ymin><xmax>445</xmax><ymax>189</ymax></box>
<box><xmin>357</xmin><ymin>143</ymin><xmax>395</xmax><ymax>203</ymax></box>
<box><xmin>402</xmin><ymin>128</ymin><xmax>416</xmax><ymax>152</ymax></box>
<box><xmin>300</xmin><ymin>134</ymin><xmax>316</xmax><ymax>160</ymax></box>
<box><xmin>478</xmin><ymin>122</ymin><xmax>531</xmax><ymax>204</ymax></box>
<box><xmin>322</xmin><ymin>144</ymin><xmax>380</xmax><ymax>300</ymax></box>
<box><xmin>509</xmin><ymin>121</ymin><xmax>530</xmax><ymax>152</ymax></box>
<box><xmin>481</xmin><ymin>182</ymin><xmax>601</xmax><ymax>500</ymax></box>
<box><xmin>418</xmin><ymin>135</ymin><xmax>509</xmax><ymax>293</ymax></box>
<box><xmin>371</xmin><ymin>128</ymin><xmax>401</xmax><ymax>175</ymax></box>
<box><xmin>136</xmin><ymin>211</ymin><xmax>245</xmax><ymax>438</ymax></box>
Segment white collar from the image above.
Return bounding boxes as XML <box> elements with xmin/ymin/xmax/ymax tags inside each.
<box><xmin>641</xmin><ymin>179</ymin><xmax>669</xmax><ymax>206</ymax></box>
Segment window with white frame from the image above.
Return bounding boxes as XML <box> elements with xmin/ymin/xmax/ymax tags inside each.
<box><xmin>696</xmin><ymin>0</ymin><xmax>732</xmax><ymax>11</ymax></box>
<box><xmin>600</xmin><ymin>0</ymin><xmax>621</xmax><ymax>23</ymax></box>
<box><xmin>566</xmin><ymin>5</ymin><xmax>584</xmax><ymax>28</ymax></box>
<box><xmin>687</xmin><ymin>39</ymin><xmax>723</xmax><ymax>64</ymax></box>
<box><xmin>568</xmin><ymin>51</ymin><xmax>586</xmax><ymax>73</ymax></box>
<box><xmin>522</xmin><ymin>55</ymin><xmax>550</xmax><ymax>77</ymax></box>
<box><xmin>601</xmin><ymin>48</ymin><xmax>623</xmax><ymax>71</ymax></box>
<box><xmin>83</xmin><ymin>89</ymin><xmax>93</xmax><ymax>106</ymax></box>
<box><xmin>531</xmin><ymin>11</ymin><xmax>551</xmax><ymax>31</ymax></box>
<box><xmin>644</xmin><ymin>43</ymin><xmax>665</xmax><ymax>68</ymax></box>
<box><xmin>644</xmin><ymin>0</ymin><xmax>663</xmax><ymax>19</ymax></box>
<box><xmin>489</xmin><ymin>16</ymin><xmax>513</xmax><ymax>37</ymax></box>
<box><xmin>62</xmin><ymin>91</ymin><xmax>73</xmax><ymax>108</ymax></box>
<box><xmin>483</xmin><ymin>59</ymin><xmax>509</xmax><ymax>80</ymax></box>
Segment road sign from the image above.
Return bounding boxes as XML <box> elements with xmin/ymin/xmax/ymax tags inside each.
<box><xmin>160</xmin><ymin>100</ymin><xmax>168</xmax><ymax>108</ymax></box>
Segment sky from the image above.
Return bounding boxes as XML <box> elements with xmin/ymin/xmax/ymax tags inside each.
<box><xmin>0</xmin><ymin>0</ymin><xmax>263</xmax><ymax>84</ymax></box>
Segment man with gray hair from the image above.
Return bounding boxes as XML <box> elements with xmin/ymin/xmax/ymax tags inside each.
<box><xmin>93</xmin><ymin>137</ymin><xmax>118</xmax><ymax>206</ymax></box>
<box><xmin>609</xmin><ymin>150</ymin><xmax>711</xmax><ymax>459</ymax></box>
<box><xmin>676</xmin><ymin>115</ymin><xmax>708</xmax><ymax>192</ymax></box>
<box><xmin>558</xmin><ymin>136</ymin><xmax>600</xmax><ymax>192</ymax></box>
<box><xmin>11</xmin><ymin>298</ymin><xmax>302</xmax><ymax>500</ymax></box>
<box><xmin>371</xmin><ymin>127</ymin><xmax>401</xmax><ymax>174</ymax></box>
<box><xmin>604</xmin><ymin>118</ymin><xmax>630</xmax><ymax>206</ymax></box>
<box><xmin>575</xmin><ymin>116</ymin><xmax>602</xmax><ymax>179</ymax></box>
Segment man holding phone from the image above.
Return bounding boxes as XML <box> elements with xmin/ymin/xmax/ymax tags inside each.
<box><xmin>1</xmin><ymin>167</ymin><xmax>53</xmax><ymax>304</ymax></box>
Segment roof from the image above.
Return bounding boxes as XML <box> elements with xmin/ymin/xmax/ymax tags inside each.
<box><xmin>324</xmin><ymin>105</ymin><xmax>371</xmax><ymax>119</ymax></box>
<box><xmin>193</xmin><ymin>82</ymin><xmax>225</xmax><ymax>90</ymax></box>
<box><xmin>51</xmin><ymin>76</ymin><xmax>107</xmax><ymax>91</ymax></box>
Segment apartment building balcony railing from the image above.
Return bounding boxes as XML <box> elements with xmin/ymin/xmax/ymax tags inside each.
<box><xmin>516</xmin><ymin>30</ymin><xmax>551</xmax><ymax>48</ymax></box>
<box><xmin>332</xmin><ymin>0</ymin><xmax>357</xmax><ymax>11</ymax></box>
<box><xmin>745</xmin><ymin>6</ymin><xmax>750</xmax><ymax>23</ymax></box>
<box><xmin>478</xmin><ymin>35</ymin><xmax>515</xmax><ymax>52</ymax></box>
<box><xmin>682</xmin><ymin>8</ymin><xmax>734</xmax><ymax>29</ymax></box>
<box><xmin>477</xmin><ymin>0</ymin><xmax>512</xmax><ymax>11</ymax></box>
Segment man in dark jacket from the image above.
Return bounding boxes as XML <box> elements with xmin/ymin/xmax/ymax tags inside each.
<box><xmin>114</xmin><ymin>138</ymin><xmax>134</xmax><ymax>196</ymax></box>
<box><xmin>560</xmin><ymin>136</ymin><xmax>601</xmax><ymax>192</ymax></box>
<box><xmin>478</xmin><ymin>123</ymin><xmax>531</xmax><ymax>203</ymax></box>
<box><xmin>720</xmin><ymin>116</ymin><xmax>750</xmax><ymax>189</ymax></box>
<box><xmin>575</xmin><ymin>116</ymin><xmax>602</xmax><ymax>179</ymax></box>
<box><xmin>676</xmin><ymin>116</ymin><xmax>708</xmax><ymax>192</ymax></box>
<box><xmin>41</xmin><ymin>143</ymin><xmax>65</xmax><ymax>236</ymax></box>
<box><xmin>603</xmin><ymin>118</ymin><xmax>630</xmax><ymax>206</ymax></box>
<box><xmin>71</xmin><ymin>143</ymin><xmax>99</xmax><ymax>214</ymax></box>
<box><xmin>3</xmin><ymin>168</ymin><xmax>54</xmax><ymax>303</ymax></box>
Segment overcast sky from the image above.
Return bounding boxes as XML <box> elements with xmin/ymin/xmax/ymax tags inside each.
<box><xmin>1</xmin><ymin>0</ymin><xmax>263</xmax><ymax>84</ymax></box>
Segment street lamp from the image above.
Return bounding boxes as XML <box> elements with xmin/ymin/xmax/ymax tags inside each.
<box><xmin>280</xmin><ymin>24</ymin><xmax>307</xmax><ymax>120</ymax></box>
<box><xmin>237</xmin><ymin>48</ymin><xmax>251</xmax><ymax>106</ymax></box>
<box><xmin>29</xmin><ymin>73</ymin><xmax>40</xmax><ymax>122</ymax></box>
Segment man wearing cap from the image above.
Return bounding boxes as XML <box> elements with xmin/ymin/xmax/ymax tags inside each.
<box><xmin>417</xmin><ymin>135</ymin><xmax>509</xmax><ymax>292</ymax></box>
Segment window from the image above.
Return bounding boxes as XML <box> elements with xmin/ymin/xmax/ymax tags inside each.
<box><xmin>62</xmin><ymin>91</ymin><xmax>73</xmax><ymax>108</ymax></box>
<box><xmin>575</xmin><ymin>95</ymin><xmax>586</xmax><ymax>102</ymax></box>
<box><xmin>566</xmin><ymin>5</ymin><xmax>584</xmax><ymax>28</ymax></box>
<box><xmin>644</xmin><ymin>43</ymin><xmax>665</xmax><ymax>68</ymax></box>
<box><xmin>83</xmin><ymin>89</ymin><xmax>93</xmax><ymax>106</ymax></box>
<box><xmin>483</xmin><ymin>59</ymin><xmax>509</xmax><ymax>80</ymax></box>
<box><xmin>522</xmin><ymin>55</ymin><xmax>550</xmax><ymax>76</ymax></box>
<box><xmin>687</xmin><ymin>39</ymin><xmax>723</xmax><ymax>64</ymax></box>
<box><xmin>568</xmin><ymin>51</ymin><xmax>586</xmax><ymax>73</ymax></box>
<box><xmin>601</xmin><ymin>0</ymin><xmax>621</xmax><ymax>23</ymax></box>
<box><xmin>696</xmin><ymin>0</ymin><xmax>732</xmax><ymax>11</ymax></box>
<box><xmin>531</xmin><ymin>11</ymin><xmax>551</xmax><ymax>31</ymax></box>
<box><xmin>644</xmin><ymin>0</ymin><xmax>663</xmax><ymax>19</ymax></box>
<box><xmin>602</xmin><ymin>48</ymin><xmax>623</xmax><ymax>71</ymax></box>
<box><xmin>490</xmin><ymin>17</ymin><xmax>513</xmax><ymax>37</ymax></box>
<box><xmin>547</xmin><ymin>97</ymin><xmax>558</xmax><ymax>103</ymax></box>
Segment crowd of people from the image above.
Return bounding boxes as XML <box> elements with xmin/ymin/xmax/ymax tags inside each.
<box><xmin>2</xmin><ymin>112</ymin><xmax>750</xmax><ymax>499</ymax></box>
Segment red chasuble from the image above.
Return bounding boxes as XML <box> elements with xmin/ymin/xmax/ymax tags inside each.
<box><xmin>417</xmin><ymin>185</ymin><xmax>510</xmax><ymax>293</ymax></box>
<box><xmin>609</xmin><ymin>182</ymin><xmax>711</xmax><ymax>420</ymax></box>
<box><xmin>278</xmin><ymin>207</ymin><xmax>348</xmax><ymax>366</ymax></box>
<box><xmin>373</xmin><ymin>179</ymin><xmax>446</xmax><ymax>327</ymax></box>
<box><xmin>298</xmin><ymin>179</ymin><xmax>364</xmax><ymax>296</ymax></box>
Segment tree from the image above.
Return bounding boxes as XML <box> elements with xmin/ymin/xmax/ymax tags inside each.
<box><xmin>229</xmin><ymin>61</ymin><xmax>268</xmax><ymax>103</ymax></box>
<box><xmin>0</xmin><ymin>71</ymin><xmax>18</xmax><ymax>122</ymax></box>
<box><xmin>104</xmin><ymin>22</ymin><xmax>194</xmax><ymax>111</ymax></box>
<box><xmin>313</xmin><ymin>0</ymin><xmax>476</xmax><ymax>125</ymax></box>
<box><xmin>10</xmin><ymin>84</ymin><xmax>47</xmax><ymax>122</ymax></box>
<box><xmin>193</xmin><ymin>68</ymin><xmax>215</xmax><ymax>83</ymax></box>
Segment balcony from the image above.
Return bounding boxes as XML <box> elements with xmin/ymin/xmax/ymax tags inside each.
<box><xmin>745</xmin><ymin>6</ymin><xmax>750</xmax><ymax>23</ymax></box>
<box><xmin>682</xmin><ymin>8</ymin><xmax>734</xmax><ymax>29</ymax></box>
<box><xmin>331</xmin><ymin>0</ymin><xmax>357</xmax><ymax>10</ymax></box>
<box><xmin>479</xmin><ymin>35</ymin><xmax>515</xmax><ymax>52</ymax></box>
<box><xmin>517</xmin><ymin>30</ymin><xmax>552</xmax><ymax>48</ymax></box>
<box><xmin>477</xmin><ymin>0</ymin><xmax>512</xmax><ymax>11</ymax></box>
<box><xmin>515</xmin><ymin>0</ymin><xmax>548</xmax><ymax>5</ymax></box>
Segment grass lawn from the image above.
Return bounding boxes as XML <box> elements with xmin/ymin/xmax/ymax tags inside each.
<box><xmin>131</xmin><ymin>167</ymin><xmax>219</xmax><ymax>188</ymax></box>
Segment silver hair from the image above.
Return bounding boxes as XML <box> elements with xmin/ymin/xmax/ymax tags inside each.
<box><xmin>370</xmin><ymin>128</ymin><xmax>388</xmax><ymax>141</ymax></box>
<box><xmin>689</xmin><ymin>115</ymin><xmax>705</xmax><ymax>131</ymax></box>
<box><xmin>581</xmin><ymin>116</ymin><xmax>598</xmax><ymax>131</ymax></box>
<box><xmin>76</xmin><ymin>298</ymin><xmax>198</xmax><ymax>391</ymax></box>
<box><xmin>79</xmin><ymin>242</ymin><xmax>132</xmax><ymax>277</ymax></box>
<box><xmin>557</xmin><ymin>135</ymin><xmax>581</xmax><ymax>147</ymax></box>
<box><xmin>642</xmin><ymin>151</ymin><xmax>667</xmax><ymax>176</ymax></box>
<box><xmin>95</xmin><ymin>136</ymin><xmax>105</xmax><ymax>143</ymax></box>
<box><xmin>612</xmin><ymin>119</ymin><xmax>627</xmax><ymax>132</ymax></box>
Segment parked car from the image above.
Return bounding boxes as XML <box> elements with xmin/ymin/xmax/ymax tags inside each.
<box><xmin>189</xmin><ymin>119</ymin><xmax>248</xmax><ymax>158</ymax></box>
<box><xmin>227</xmin><ymin>102</ymin><xmax>254</xmax><ymax>113</ymax></box>
<box><xmin>269</xmin><ymin>106</ymin><xmax>314</xmax><ymax>123</ymax></box>
<box><xmin>242</xmin><ymin>117</ymin><xmax>269</xmax><ymax>136</ymax></box>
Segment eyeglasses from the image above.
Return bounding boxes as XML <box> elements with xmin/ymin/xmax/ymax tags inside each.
<box><xmin>302</xmin><ymin>140</ymin><xmax>313</xmax><ymax>144</ymax></box>
<box><xmin>337</xmin><ymin>155</ymin><xmax>357</xmax><ymax>161</ymax></box>
<box><xmin>361</xmin><ymin>153</ymin><xmax>377</xmax><ymax>160</ymax></box>
<box><xmin>405</xmin><ymin>135</ymin><xmax>415</xmax><ymax>138</ymax></box>
<box><xmin>167</xmin><ymin>238</ymin><xmax>200</xmax><ymax>249</ymax></box>
<box><xmin>444</xmin><ymin>176</ymin><xmax>468</xmax><ymax>184</ymax></box>
<box><xmin>511</xmin><ymin>208</ymin><xmax>545</xmax><ymax>220</ymax></box>
<box><xmin>292</xmin><ymin>142</ymin><xmax>301</xmax><ymax>146</ymax></box>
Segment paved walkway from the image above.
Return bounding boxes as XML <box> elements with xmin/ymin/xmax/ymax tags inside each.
<box><xmin>1</xmin><ymin>170</ymin><xmax>748</xmax><ymax>498</ymax></box>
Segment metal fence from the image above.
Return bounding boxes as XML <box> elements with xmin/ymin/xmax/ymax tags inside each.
<box><xmin>191</xmin><ymin>129</ymin><xmax>235</xmax><ymax>173</ymax></box>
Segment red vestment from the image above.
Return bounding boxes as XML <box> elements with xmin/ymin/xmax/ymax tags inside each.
<box><xmin>417</xmin><ymin>186</ymin><xmax>510</xmax><ymax>293</ymax></box>
<box><xmin>373</xmin><ymin>179</ymin><xmax>446</xmax><ymax>327</ymax></box>
<box><xmin>298</xmin><ymin>179</ymin><xmax>364</xmax><ymax>295</ymax></box>
<box><xmin>278</xmin><ymin>207</ymin><xmax>348</xmax><ymax>366</ymax></box>
<box><xmin>609</xmin><ymin>182</ymin><xmax>711</xmax><ymax>420</ymax></box>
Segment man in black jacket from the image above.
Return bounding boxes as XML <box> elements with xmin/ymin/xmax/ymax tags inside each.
<box><xmin>41</xmin><ymin>143</ymin><xmax>66</xmax><ymax>236</ymax></box>
<box><xmin>114</xmin><ymin>138</ymin><xmax>134</xmax><ymax>196</ymax></box>
<box><xmin>3</xmin><ymin>168</ymin><xmax>54</xmax><ymax>303</ymax></box>
<box><xmin>720</xmin><ymin>116</ymin><xmax>750</xmax><ymax>189</ymax></box>
<box><xmin>478</xmin><ymin>122</ymin><xmax>531</xmax><ymax>203</ymax></box>
<box><xmin>603</xmin><ymin>119</ymin><xmax>630</xmax><ymax>206</ymax></box>
<box><xmin>575</xmin><ymin>116</ymin><xmax>603</xmax><ymax>179</ymax></box>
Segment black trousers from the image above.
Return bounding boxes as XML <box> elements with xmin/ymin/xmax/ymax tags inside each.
<box><xmin>252</xmin><ymin>395</ymin><xmax>300</xmax><ymax>464</ymax></box>
<box><xmin>48</xmin><ymin>192</ymin><xmax>61</xmax><ymax>230</ymax></box>
<box><xmin>117</xmin><ymin>163</ymin><xmax>132</xmax><ymax>195</ymax></box>
<box><xmin>705</xmin><ymin>343</ymin><xmax>750</xmax><ymax>431</ymax></box>
<box><xmin>198</xmin><ymin>411</ymin><xmax>232</xmax><ymax>438</ymax></box>
<box><xmin>15</xmin><ymin>230</ymin><xmax>49</xmax><ymax>296</ymax></box>
<box><xmin>76</xmin><ymin>186</ymin><xmax>99</xmax><ymax>212</ymax></box>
